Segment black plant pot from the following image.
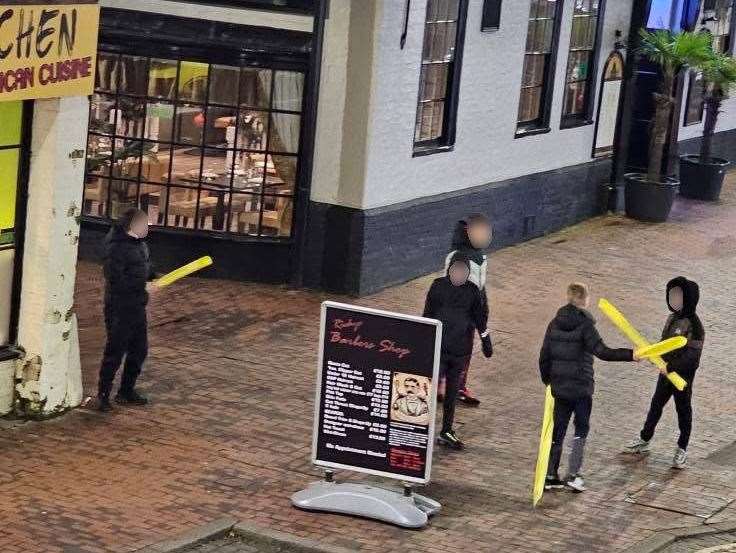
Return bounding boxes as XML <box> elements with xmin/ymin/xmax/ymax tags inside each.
<box><xmin>679</xmin><ymin>155</ymin><xmax>730</xmax><ymax>201</ymax></box>
<box><xmin>624</xmin><ymin>173</ymin><xmax>678</xmax><ymax>223</ymax></box>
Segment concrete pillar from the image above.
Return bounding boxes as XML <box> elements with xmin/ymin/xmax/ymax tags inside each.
<box><xmin>14</xmin><ymin>96</ymin><xmax>89</xmax><ymax>417</ymax></box>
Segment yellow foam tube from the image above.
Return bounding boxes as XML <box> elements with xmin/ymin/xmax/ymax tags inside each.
<box><xmin>155</xmin><ymin>256</ymin><xmax>213</xmax><ymax>288</ymax></box>
<box><xmin>532</xmin><ymin>386</ymin><xmax>555</xmax><ymax>507</ymax></box>
<box><xmin>635</xmin><ymin>337</ymin><xmax>687</xmax><ymax>359</ymax></box>
<box><xmin>598</xmin><ymin>299</ymin><xmax>687</xmax><ymax>391</ymax></box>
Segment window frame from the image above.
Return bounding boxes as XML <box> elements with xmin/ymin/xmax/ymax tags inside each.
<box><xmin>412</xmin><ymin>0</ymin><xmax>469</xmax><ymax>157</ymax></box>
<box><xmin>560</xmin><ymin>0</ymin><xmax>608</xmax><ymax>130</ymax></box>
<box><xmin>481</xmin><ymin>0</ymin><xmax>503</xmax><ymax>32</ymax></box>
<box><xmin>83</xmin><ymin>46</ymin><xmax>306</xmax><ymax>241</ymax></box>
<box><xmin>683</xmin><ymin>70</ymin><xmax>705</xmax><ymax>126</ymax></box>
<box><xmin>164</xmin><ymin>0</ymin><xmax>315</xmax><ymax>15</ymax></box>
<box><xmin>516</xmin><ymin>0</ymin><xmax>566</xmax><ymax>138</ymax></box>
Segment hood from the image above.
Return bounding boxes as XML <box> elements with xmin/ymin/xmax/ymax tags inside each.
<box><xmin>451</xmin><ymin>219</ymin><xmax>472</xmax><ymax>250</ymax></box>
<box><xmin>553</xmin><ymin>304</ymin><xmax>593</xmax><ymax>332</ymax></box>
<box><xmin>105</xmin><ymin>224</ymin><xmax>140</xmax><ymax>245</ymax></box>
<box><xmin>446</xmin><ymin>251</ymin><xmax>471</xmax><ymax>276</ymax></box>
<box><xmin>667</xmin><ymin>276</ymin><xmax>700</xmax><ymax>316</ymax></box>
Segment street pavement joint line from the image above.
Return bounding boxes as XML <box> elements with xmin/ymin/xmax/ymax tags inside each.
<box><xmin>625</xmin><ymin>497</ymin><xmax>713</xmax><ymax>520</ymax></box>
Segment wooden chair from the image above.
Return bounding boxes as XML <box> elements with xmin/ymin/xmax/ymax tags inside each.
<box><xmin>83</xmin><ymin>178</ymin><xmax>107</xmax><ymax>215</ymax></box>
<box><xmin>237</xmin><ymin>196</ymin><xmax>292</xmax><ymax>236</ymax></box>
<box><xmin>161</xmin><ymin>187</ymin><xmax>218</xmax><ymax>228</ymax></box>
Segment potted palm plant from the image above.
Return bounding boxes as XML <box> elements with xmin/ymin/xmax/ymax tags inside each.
<box><xmin>625</xmin><ymin>30</ymin><xmax>711</xmax><ymax>222</ymax></box>
<box><xmin>679</xmin><ymin>51</ymin><xmax>736</xmax><ymax>201</ymax></box>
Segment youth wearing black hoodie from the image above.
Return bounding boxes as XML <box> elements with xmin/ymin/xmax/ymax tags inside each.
<box><xmin>539</xmin><ymin>303</ymin><xmax>634</xmax><ymax>479</ymax></box>
<box><xmin>97</xmin><ymin>223</ymin><xmax>156</xmax><ymax>402</ymax></box>
<box><xmin>424</xmin><ymin>253</ymin><xmax>492</xmax><ymax>435</ymax></box>
<box><xmin>639</xmin><ymin>277</ymin><xmax>704</xmax><ymax>451</ymax></box>
<box><xmin>443</xmin><ymin>217</ymin><xmax>491</xmax><ymax>401</ymax></box>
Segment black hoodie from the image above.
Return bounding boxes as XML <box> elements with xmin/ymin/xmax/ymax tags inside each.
<box><xmin>445</xmin><ymin>219</ymin><xmax>489</xmax><ymax>318</ymax></box>
<box><xmin>539</xmin><ymin>304</ymin><xmax>633</xmax><ymax>400</ymax></box>
<box><xmin>103</xmin><ymin>225</ymin><xmax>155</xmax><ymax>309</ymax></box>
<box><xmin>661</xmin><ymin>276</ymin><xmax>704</xmax><ymax>382</ymax></box>
<box><xmin>424</xmin><ymin>253</ymin><xmax>488</xmax><ymax>357</ymax></box>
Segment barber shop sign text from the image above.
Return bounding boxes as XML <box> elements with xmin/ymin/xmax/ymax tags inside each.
<box><xmin>0</xmin><ymin>3</ymin><xmax>99</xmax><ymax>101</ymax></box>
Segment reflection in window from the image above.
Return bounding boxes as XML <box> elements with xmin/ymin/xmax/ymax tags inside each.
<box><xmin>561</xmin><ymin>0</ymin><xmax>603</xmax><ymax>125</ymax></box>
<box><xmin>518</xmin><ymin>0</ymin><xmax>563</xmax><ymax>131</ymax></box>
<box><xmin>84</xmin><ymin>53</ymin><xmax>304</xmax><ymax>239</ymax></box>
<box><xmin>684</xmin><ymin>71</ymin><xmax>705</xmax><ymax>126</ymax></box>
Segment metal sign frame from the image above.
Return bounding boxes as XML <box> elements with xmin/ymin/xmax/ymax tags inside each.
<box><xmin>311</xmin><ymin>301</ymin><xmax>442</xmax><ymax>485</ymax></box>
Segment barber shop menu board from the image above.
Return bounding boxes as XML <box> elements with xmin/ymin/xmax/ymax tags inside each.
<box><xmin>312</xmin><ymin>302</ymin><xmax>441</xmax><ymax>484</ymax></box>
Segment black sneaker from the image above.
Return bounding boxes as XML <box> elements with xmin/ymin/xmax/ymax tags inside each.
<box><xmin>457</xmin><ymin>389</ymin><xmax>481</xmax><ymax>407</ymax></box>
<box><xmin>115</xmin><ymin>390</ymin><xmax>148</xmax><ymax>406</ymax></box>
<box><xmin>544</xmin><ymin>476</ymin><xmax>565</xmax><ymax>490</ymax></box>
<box><xmin>97</xmin><ymin>397</ymin><xmax>113</xmax><ymax>412</ymax></box>
<box><xmin>437</xmin><ymin>430</ymin><xmax>465</xmax><ymax>450</ymax></box>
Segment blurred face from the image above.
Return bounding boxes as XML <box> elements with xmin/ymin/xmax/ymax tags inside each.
<box><xmin>669</xmin><ymin>286</ymin><xmax>684</xmax><ymax>312</ymax></box>
<box><xmin>405</xmin><ymin>380</ymin><xmax>419</xmax><ymax>396</ymax></box>
<box><xmin>468</xmin><ymin>221</ymin><xmax>492</xmax><ymax>249</ymax></box>
<box><xmin>449</xmin><ymin>262</ymin><xmax>470</xmax><ymax>286</ymax></box>
<box><xmin>129</xmin><ymin>214</ymin><xmax>149</xmax><ymax>239</ymax></box>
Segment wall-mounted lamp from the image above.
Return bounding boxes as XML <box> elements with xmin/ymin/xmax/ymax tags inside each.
<box><xmin>614</xmin><ymin>29</ymin><xmax>627</xmax><ymax>51</ymax></box>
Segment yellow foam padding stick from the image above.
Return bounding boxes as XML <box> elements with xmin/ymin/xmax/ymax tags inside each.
<box><xmin>532</xmin><ymin>386</ymin><xmax>555</xmax><ymax>507</ymax></box>
<box><xmin>635</xmin><ymin>337</ymin><xmax>687</xmax><ymax>359</ymax></box>
<box><xmin>154</xmin><ymin>256</ymin><xmax>213</xmax><ymax>288</ymax></box>
<box><xmin>598</xmin><ymin>299</ymin><xmax>687</xmax><ymax>391</ymax></box>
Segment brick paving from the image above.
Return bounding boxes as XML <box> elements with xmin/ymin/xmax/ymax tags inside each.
<box><xmin>2</xmin><ymin>175</ymin><xmax>736</xmax><ymax>553</ymax></box>
<box><xmin>665</xmin><ymin>533</ymin><xmax>736</xmax><ymax>552</ymax></box>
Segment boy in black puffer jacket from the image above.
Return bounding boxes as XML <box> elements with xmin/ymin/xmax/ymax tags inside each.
<box><xmin>97</xmin><ymin>208</ymin><xmax>158</xmax><ymax>412</ymax></box>
<box><xmin>539</xmin><ymin>283</ymin><xmax>638</xmax><ymax>492</ymax></box>
<box><xmin>625</xmin><ymin>277</ymin><xmax>705</xmax><ymax>469</ymax></box>
<box><xmin>424</xmin><ymin>252</ymin><xmax>493</xmax><ymax>450</ymax></box>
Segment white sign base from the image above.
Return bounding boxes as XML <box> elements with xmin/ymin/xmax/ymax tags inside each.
<box><xmin>291</xmin><ymin>481</ymin><xmax>441</xmax><ymax>529</ymax></box>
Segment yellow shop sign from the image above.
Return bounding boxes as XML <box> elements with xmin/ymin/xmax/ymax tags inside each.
<box><xmin>0</xmin><ymin>3</ymin><xmax>99</xmax><ymax>102</ymax></box>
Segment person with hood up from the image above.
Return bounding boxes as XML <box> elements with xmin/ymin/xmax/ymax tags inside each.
<box><xmin>540</xmin><ymin>283</ymin><xmax>639</xmax><ymax>492</ymax></box>
<box><xmin>97</xmin><ymin>208</ymin><xmax>158</xmax><ymax>412</ymax></box>
<box><xmin>625</xmin><ymin>277</ymin><xmax>705</xmax><ymax>469</ymax></box>
<box><xmin>443</xmin><ymin>213</ymin><xmax>493</xmax><ymax>407</ymax></box>
<box><xmin>424</xmin><ymin>252</ymin><xmax>493</xmax><ymax>450</ymax></box>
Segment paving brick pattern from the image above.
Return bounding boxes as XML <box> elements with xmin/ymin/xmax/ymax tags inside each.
<box><xmin>664</xmin><ymin>533</ymin><xmax>736</xmax><ymax>552</ymax></box>
<box><xmin>182</xmin><ymin>536</ymin><xmax>259</xmax><ymax>553</ymax></box>
<box><xmin>3</xmin><ymin>176</ymin><xmax>736</xmax><ymax>553</ymax></box>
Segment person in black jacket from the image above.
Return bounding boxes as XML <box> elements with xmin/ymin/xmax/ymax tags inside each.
<box><xmin>443</xmin><ymin>214</ymin><xmax>493</xmax><ymax>407</ymax></box>
<box><xmin>97</xmin><ymin>208</ymin><xmax>157</xmax><ymax>412</ymax></box>
<box><xmin>424</xmin><ymin>252</ymin><xmax>493</xmax><ymax>450</ymax></box>
<box><xmin>625</xmin><ymin>277</ymin><xmax>705</xmax><ymax>469</ymax></box>
<box><xmin>539</xmin><ymin>283</ymin><xmax>638</xmax><ymax>492</ymax></box>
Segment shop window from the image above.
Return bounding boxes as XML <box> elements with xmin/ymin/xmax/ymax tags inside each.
<box><xmin>684</xmin><ymin>71</ymin><xmax>705</xmax><ymax>126</ymax></box>
<box><xmin>84</xmin><ymin>53</ymin><xmax>303</xmax><ymax>239</ymax></box>
<box><xmin>517</xmin><ymin>0</ymin><xmax>564</xmax><ymax>135</ymax></box>
<box><xmin>0</xmin><ymin>101</ymin><xmax>23</xmax><ymax>345</ymax></box>
<box><xmin>413</xmin><ymin>0</ymin><xmax>468</xmax><ymax>154</ymax></box>
<box><xmin>561</xmin><ymin>0</ymin><xmax>605</xmax><ymax>128</ymax></box>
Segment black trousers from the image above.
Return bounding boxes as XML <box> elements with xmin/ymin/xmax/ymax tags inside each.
<box><xmin>98</xmin><ymin>303</ymin><xmax>148</xmax><ymax>399</ymax></box>
<box><xmin>440</xmin><ymin>353</ymin><xmax>471</xmax><ymax>433</ymax></box>
<box><xmin>548</xmin><ymin>396</ymin><xmax>592</xmax><ymax>477</ymax></box>
<box><xmin>641</xmin><ymin>374</ymin><xmax>693</xmax><ymax>450</ymax></box>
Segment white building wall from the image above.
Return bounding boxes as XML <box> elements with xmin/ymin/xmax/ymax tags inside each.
<box><xmin>338</xmin><ymin>0</ymin><xmax>636</xmax><ymax>210</ymax></box>
<box><xmin>679</xmin><ymin>81</ymin><xmax>736</xmax><ymax>142</ymax></box>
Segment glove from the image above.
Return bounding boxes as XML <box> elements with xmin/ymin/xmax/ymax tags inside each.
<box><xmin>481</xmin><ymin>334</ymin><xmax>493</xmax><ymax>358</ymax></box>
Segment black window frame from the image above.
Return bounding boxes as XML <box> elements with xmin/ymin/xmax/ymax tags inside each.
<box><xmin>412</xmin><ymin>0</ymin><xmax>469</xmax><ymax>157</ymax></box>
<box><xmin>164</xmin><ymin>0</ymin><xmax>315</xmax><ymax>15</ymax></box>
<box><xmin>560</xmin><ymin>0</ymin><xmax>607</xmax><ymax>129</ymax></box>
<box><xmin>516</xmin><ymin>0</ymin><xmax>566</xmax><ymax>138</ymax></box>
<box><xmin>683</xmin><ymin>69</ymin><xmax>705</xmax><ymax>126</ymax></box>
<box><xmin>481</xmin><ymin>0</ymin><xmax>503</xmax><ymax>32</ymax></box>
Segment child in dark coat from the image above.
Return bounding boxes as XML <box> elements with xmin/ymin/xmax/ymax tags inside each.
<box><xmin>424</xmin><ymin>252</ymin><xmax>493</xmax><ymax>450</ymax></box>
<box><xmin>539</xmin><ymin>283</ymin><xmax>639</xmax><ymax>492</ymax></box>
<box><xmin>443</xmin><ymin>214</ymin><xmax>493</xmax><ymax>406</ymax></box>
<box><xmin>626</xmin><ymin>277</ymin><xmax>705</xmax><ymax>469</ymax></box>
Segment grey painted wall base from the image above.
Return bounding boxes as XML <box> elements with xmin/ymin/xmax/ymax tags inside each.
<box><xmin>304</xmin><ymin>157</ymin><xmax>613</xmax><ymax>295</ymax></box>
<box><xmin>291</xmin><ymin>481</ymin><xmax>441</xmax><ymax>528</ymax></box>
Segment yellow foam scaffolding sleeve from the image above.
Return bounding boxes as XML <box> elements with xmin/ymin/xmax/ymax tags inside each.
<box><xmin>155</xmin><ymin>256</ymin><xmax>213</xmax><ymax>288</ymax></box>
<box><xmin>533</xmin><ymin>386</ymin><xmax>555</xmax><ymax>507</ymax></box>
<box><xmin>598</xmin><ymin>299</ymin><xmax>687</xmax><ymax>391</ymax></box>
<box><xmin>635</xmin><ymin>337</ymin><xmax>687</xmax><ymax>359</ymax></box>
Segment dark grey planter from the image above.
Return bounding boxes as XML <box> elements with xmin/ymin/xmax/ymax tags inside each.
<box><xmin>624</xmin><ymin>173</ymin><xmax>678</xmax><ymax>222</ymax></box>
<box><xmin>679</xmin><ymin>155</ymin><xmax>730</xmax><ymax>201</ymax></box>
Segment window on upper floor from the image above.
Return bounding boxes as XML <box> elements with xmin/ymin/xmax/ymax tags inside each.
<box><xmin>517</xmin><ymin>0</ymin><xmax>565</xmax><ymax>136</ymax></box>
<box><xmin>561</xmin><ymin>0</ymin><xmax>605</xmax><ymax>128</ymax></box>
<box><xmin>481</xmin><ymin>0</ymin><xmax>503</xmax><ymax>31</ymax></box>
<box><xmin>413</xmin><ymin>0</ymin><xmax>469</xmax><ymax>155</ymax></box>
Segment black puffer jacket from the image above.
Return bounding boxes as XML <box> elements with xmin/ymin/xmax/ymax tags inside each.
<box><xmin>423</xmin><ymin>253</ymin><xmax>488</xmax><ymax>357</ymax></box>
<box><xmin>661</xmin><ymin>276</ymin><xmax>704</xmax><ymax>383</ymax></box>
<box><xmin>103</xmin><ymin>225</ymin><xmax>155</xmax><ymax>309</ymax></box>
<box><xmin>539</xmin><ymin>304</ymin><xmax>633</xmax><ymax>400</ymax></box>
